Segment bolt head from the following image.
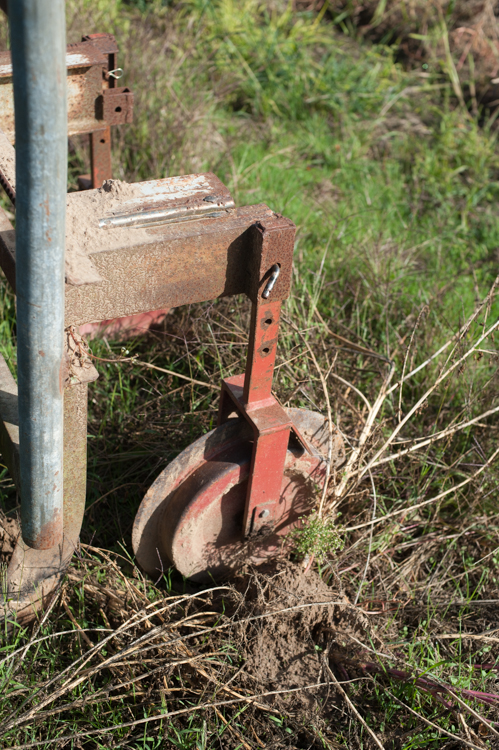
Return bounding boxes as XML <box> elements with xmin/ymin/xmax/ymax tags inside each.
<box><xmin>259</xmin><ymin>509</ymin><xmax>270</xmax><ymax>518</ymax></box>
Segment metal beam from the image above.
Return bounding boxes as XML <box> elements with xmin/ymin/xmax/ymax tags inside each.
<box><xmin>0</xmin><ymin>36</ymin><xmax>133</xmax><ymax>143</ymax></box>
<box><xmin>65</xmin><ymin>208</ymin><xmax>294</xmax><ymax>326</ymax></box>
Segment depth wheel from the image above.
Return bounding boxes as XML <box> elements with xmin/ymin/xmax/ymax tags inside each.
<box><xmin>132</xmin><ymin>408</ymin><xmax>344</xmax><ymax>582</ymax></box>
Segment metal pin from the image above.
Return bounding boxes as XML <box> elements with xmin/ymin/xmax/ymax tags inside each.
<box><xmin>262</xmin><ymin>264</ymin><xmax>280</xmax><ymax>299</ymax></box>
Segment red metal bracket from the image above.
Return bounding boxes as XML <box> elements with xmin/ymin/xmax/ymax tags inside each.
<box><xmin>218</xmin><ymin>375</ymin><xmax>311</xmax><ymax>536</ymax></box>
<box><xmin>90</xmin><ymin>127</ymin><xmax>112</xmax><ymax>188</ymax></box>
<box><xmin>217</xmin><ymin>215</ymin><xmax>313</xmax><ymax>537</ymax></box>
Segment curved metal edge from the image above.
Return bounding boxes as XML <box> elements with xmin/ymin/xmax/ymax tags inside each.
<box><xmin>132</xmin><ymin>408</ymin><xmax>345</xmax><ymax>578</ymax></box>
<box><xmin>132</xmin><ymin>417</ymin><xmax>252</xmax><ymax>577</ymax></box>
<box><xmin>2</xmin><ymin>535</ymin><xmax>77</xmax><ymax>631</ymax></box>
<box><xmin>167</xmin><ymin>445</ymin><xmax>325</xmax><ymax>582</ymax></box>
<box><xmin>0</xmin><ymin>380</ymin><xmax>90</xmax><ymax>636</ymax></box>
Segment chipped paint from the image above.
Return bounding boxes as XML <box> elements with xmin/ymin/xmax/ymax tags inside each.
<box><xmin>120</xmin><ymin>173</ymin><xmax>224</xmax><ymax>208</ymax></box>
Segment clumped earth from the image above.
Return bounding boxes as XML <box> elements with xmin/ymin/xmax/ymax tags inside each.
<box><xmin>234</xmin><ymin>561</ymin><xmax>378</xmax><ymax>711</ymax></box>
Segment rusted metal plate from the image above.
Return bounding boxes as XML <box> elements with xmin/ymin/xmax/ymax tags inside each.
<box><xmin>90</xmin><ymin>127</ymin><xmax>112</xmax><ymax>188</ymax></box>
<box><xmin>81</xmin><ymin>33</ymin><xmax>119</xmax><ymax>59</ymax></box>
<box><xmin>102</xmin><ymin>87</ymin><xmax>133</xmax><ymax>125</ymax></box>
<box><xmin>61</xmin><ymin>168</ymin><xmax>293</xmax><ymax>325</ymax></box>
<box><xmin>0</xmin><ymin>36</ymin><xmax>130</xmax><ymax>142</ymax></box>
<box><xmin>0</xmin><ymin>169</ymin><xmax>292</xmax><ymax>326</ymax></box>
<box><xmin>62</xmin><ymin>175</ymin><xmax>293</xmax><ymax>325</ymax></box>
<box><xmin>246</xmin><ymin>218</ymin><xmax>296</xmax><ymax>304</ymax></box>
<box><xmin>0</xmin><ymin>41</ymin><xmax>108</xmax><ymax>78</ymax></box>
<box><xmin>64</xmin><ymin>172</ymin><xmax>237</xmax><ymax>286</ymax></box>
<box><xmin>64</xmin><ymin>203</ymin><xmax>275</xmax><ymax>325</ymax></box>
<box><xmin>132</xmin><ymin>408</ymin><xmax>342</xmax><ymax>582</ymax></box>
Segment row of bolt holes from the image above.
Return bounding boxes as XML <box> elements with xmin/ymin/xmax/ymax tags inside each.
<box><xmin>262</xmin><ymin>317</ymin><xmax>274</xmax><ymax>355</ymax></box>
<box><xmin>99</xmin><ymin>107</ymin><xmax>124</xmax><ymax>142</ymax></box>
<box><xmin>99</xmin><ymin>106</ymin><xmax>123</xmax><ymax>142</ymax></box>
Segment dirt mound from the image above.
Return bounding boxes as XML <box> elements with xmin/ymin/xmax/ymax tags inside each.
<box><xmin>234</xmin><ymin>560</ymin><xmax>383</xmax><ymax>712</ymax></box>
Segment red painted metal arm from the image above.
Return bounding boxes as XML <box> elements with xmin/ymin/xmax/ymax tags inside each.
<box><xmin>217</xmin><ymin>215</ymin><xmax>310</xmax><ymax>537</ymax></box>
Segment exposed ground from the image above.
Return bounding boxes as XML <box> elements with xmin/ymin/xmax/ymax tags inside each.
<box><xmin>2</xmin><ymin>1</ymin><xmax>499</xmax><ymax>747</ymax></box>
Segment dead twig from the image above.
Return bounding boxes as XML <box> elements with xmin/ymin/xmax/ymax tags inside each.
<box><xmin>284</xmin><ymin>318</ymin><xmax>335</xmax><ymax>518</ymax></box>
<box><xmin>324</xmin><ymin>660</ymin><xmax>386</xmax><ymax>750</ymax></box>
<box><xmin>345</xmin><ymin>446</ymin><xmax>499</xmax><ymax>532</ymax></box>
<box><xmin>353</xmin><ymin>469</ymin><xmax>377</xmax><ymax>606</ymax></box>
<box><xmin>4</xmin><ymin>681</ymin><xmax>336</xmax><ymax>750</ymax></box>
<box><xmin>384</xmin><ymin>689</ymin><xmax>486</xmax><ymax>750</ymax></box>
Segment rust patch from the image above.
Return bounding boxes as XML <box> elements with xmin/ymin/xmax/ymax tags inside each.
<box><xmin>90</xmin><ymin>127</ymin><xmax>112</xmax><ymax>188</ymax></box>
<box><xmin>38</xmin><ymin>350</ymin><xmax>45</xmax><ymax>357</ymax></box>
<box><xmin>260</xmin><ymin>311</ymin><xmax>275</xmax><ymax>330</ymax></box>
<box><xmin>0</xmin><ymin>36</ymin><xmax>129</xmax><ymax>143</ymax></box>
<box><xmin>257</xmin><ymin>335</ymin><xmax>278</xmax><ymax>357</ymax></box>
<box><xmin>23</xmin><ymin>506</ymin><xmax>63</xmax><ymax>550</ymax></box>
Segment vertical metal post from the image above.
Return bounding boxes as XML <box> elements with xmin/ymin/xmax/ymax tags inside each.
<box><xmin>90</xmin><ymin>127</ymin><xmax>112</xmax><ymax>188</ymax></box>
<box><xmin>10</xmin><ymin>0</ymin><xmax>67</xmax><ymax>549</ymax></box>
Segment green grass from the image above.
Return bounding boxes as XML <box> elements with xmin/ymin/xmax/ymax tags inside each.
<box><xmin>1</xmin><ymin>0</ymin><xmax>499</xmax><ymax>747</ymax></box>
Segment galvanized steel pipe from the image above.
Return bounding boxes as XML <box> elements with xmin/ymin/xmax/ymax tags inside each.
<box><xmin>10</xmin><ymin>0</ymin><xmax>67</xmax><ymax>549</ymax></box>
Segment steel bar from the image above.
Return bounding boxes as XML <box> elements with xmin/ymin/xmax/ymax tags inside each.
<box><xmin>90</xmin><ymin>127</ymin><xmax>112</xmax><ymax>188</ymax></box>
<box><xmin>10</xmin><ymin>0</ymin><xmax>67</xmax><ymax>549</ymax></box>
<box><xmin>99</xmin><ymin>204</ymin><xmax>233</xmax><ymax>229</ymax></box>
<box><xmin>243</xmin><ymin>299</ymin><xmax>282</xmax><ymax>405</ymax></box>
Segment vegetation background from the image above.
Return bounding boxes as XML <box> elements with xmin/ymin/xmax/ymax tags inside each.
<box><xmin>2</xmin><ymin>0</ymin><xmax>499</xmax><ymax>747</ymax></box>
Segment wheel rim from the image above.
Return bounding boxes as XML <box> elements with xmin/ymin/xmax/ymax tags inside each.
<box><xmin>132</xmin><ymin>408</ymin><xmax>344</xmax><ymax>581</ymax></box>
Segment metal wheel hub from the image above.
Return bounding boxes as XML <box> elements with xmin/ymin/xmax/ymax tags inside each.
<box><xmin>132</xmin><ymin>408</ymin><xmax>344</xmax><ymax>582</ymax></box>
